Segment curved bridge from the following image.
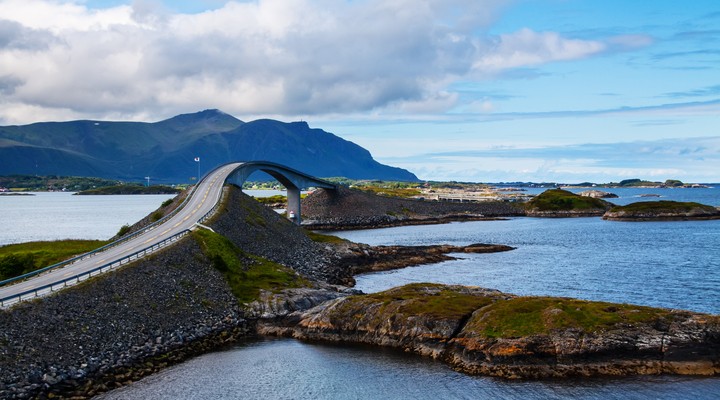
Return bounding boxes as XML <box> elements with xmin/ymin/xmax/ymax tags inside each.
<box><xmin>0</xmin><ymin>161</ymin><xmax>335</xmax><ymax>307</ymax></box>
<box><xmin>224</xmin><ymin>161</ymin><xmax>336</xmax><ymax>224</ymax></box>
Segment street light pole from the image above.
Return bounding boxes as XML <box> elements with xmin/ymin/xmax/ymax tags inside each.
<box><xmin>194</xmin><ymin>157</ymin><xmax>200</xmax><ymax>182</ymax></box>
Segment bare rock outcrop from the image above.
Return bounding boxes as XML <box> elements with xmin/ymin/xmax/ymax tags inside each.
<box><xmin>261</xmin><ymin>284</ymin><xmax>720</xmax><ymax>379</ymax></box>
<box><xmin>579</xmin><ymin>190</ymin><xmax>618</xmax><ymax>199</ymax></box>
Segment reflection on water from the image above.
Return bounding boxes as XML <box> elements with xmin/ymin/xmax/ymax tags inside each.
<box><xmin>98</xmin><ymin>337</ymin><xmax>720</xmax><ymax>400</ymax></box>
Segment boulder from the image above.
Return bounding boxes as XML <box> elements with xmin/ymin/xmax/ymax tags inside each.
<box><xmin>579</xmin><ymin>190</ymin><xmax>618</xmax><ymax>198</ymax></box>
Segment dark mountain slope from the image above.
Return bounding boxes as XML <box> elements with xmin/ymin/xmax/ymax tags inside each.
<box><xmin>0</xmin><ymin>110</ymin><xmax>418</xmax><ymax>182</ymax></box>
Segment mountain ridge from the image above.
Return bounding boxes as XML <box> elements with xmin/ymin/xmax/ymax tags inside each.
<box><xmin>0</xmin><ymin>110</ymin><xmax>418</xmax><ymax>183</ymax></box>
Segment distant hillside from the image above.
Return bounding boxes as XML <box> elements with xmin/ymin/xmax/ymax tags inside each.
<box><xmin>0</xmin><ymin>110</ymin><xmax>418</xmax><ymax>183</ymax></box>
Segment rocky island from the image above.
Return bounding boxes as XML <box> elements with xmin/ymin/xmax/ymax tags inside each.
<box><xmin>523</xmin><ymin>189</ymin><xmax>613</xmax><ymax>217</ymax></box>
<box><xmin>259</xmin><ymin>283</ymin><xmax>720</xmax><ymax>379</ymax></box>
<box><xmin>603</xmin><ymin>201</ymin><xmax>720</xmax><ymax>221</ymax></box>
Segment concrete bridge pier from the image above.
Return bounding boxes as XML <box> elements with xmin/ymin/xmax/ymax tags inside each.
<box><xmin>224</xmin><ymin>161</ymin><xmax>336</xmax><ymax>226</ymax></box>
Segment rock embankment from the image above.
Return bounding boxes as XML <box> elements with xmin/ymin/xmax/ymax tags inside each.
<box><xmin>0</xmin><ymin>238</ymin><xmax>247</xmax><ymax>399</ymax></box>
<box><xmin>210</xmin><ymin>186</ymin><xmax>340</xmax><ymax>283</ymax></box>
<box><xmin>110</xmin><ymin>189</ymin><xmax>189</xmax><ymax>240</ymax></box>
<box><xmin>260</xmin><ymin>284</ymin><xmax>720</xmax><ymax>379</ymax></box>
<box><xmin>603</xmin><ymin>201</ymin><xmax>720</xmax><ymax>221</ymax></box>
<box><xmin>302</xmin><ymin>186</ymin><xmax>524</xmax><ymax>229</ymax></box>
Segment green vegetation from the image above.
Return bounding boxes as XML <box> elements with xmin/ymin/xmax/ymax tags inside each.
<box><xmin>664</xmin><ymin>179</ymin><xmax>684</xmax><ymax>187</ymax></box>
<box><xmin>192</xmin><ymin>230</ymin><xmax>308</xmax><ymax>303</ymax></box>
<box><xmin>253</xmin><ymin>195</ymin><xmax>287</xmax><ymax>205</ymax></box>
<box><xmin>117</xmin><ymin>224</ymin><xmax>132</xmax><ymax>237</ymax></box>
<box><xmin>341</xmin><ymin>283</ymin><xmax>496</xmax><ymax>320</ymax></box>
<box><xmin>608</xmin><ymin>200</ymin><xmax>718</xmax><ymax>214</ymax></box>
<box><xmin>242</xmin><ymin>181</ymin><xmax>285</xmax><ymax>190</ymax></box>
<box><xmin>161</xmin><ymin>198</ymin><xmax>174</xmax><ymax>208</ymax></box>
<box><xmin>525</xmin><ymin>189</ymin><xmax>610</xmax><ymax>211</ymax></box>
<box><xmin>0</xmin><ymin>175</ymin><xmax>121</xmax><ymax>192</ymax></box>
<box><xmin>333</xmin><ymin>284</ymin><xmax>687</xmax><ymax>340</ymax></box>
<box><xmin>0</xmin><ymin>240</ymin><xmax>109</xmax><ymax>281</ymax></box>
<box><xmin>76</xmin><ymin>185</ymin><xmax>181</xmax><ymax>195</ymax></box>
<box><xmin>466</xmin><ymin>296</ymin><xmax>675</xmax><ymax>338</ymax></box>
<box><xmin>604</xmin><ymin>178</ymin><xmax>683</xmax><ymax>188</ymax></box>
<box><xmin>304</xmin><ymin>230</ymin><xmax>348</xmax><ymax>244</ymax></box>
<box><xmin>356</xmin><ymin>186</ymin><xmax>422</xmax><ymax>198</ymax></box>
<box><xmin>150</xmin><ymin>211</ymin><xmax>164</xmax><ymax>222</ymax></box>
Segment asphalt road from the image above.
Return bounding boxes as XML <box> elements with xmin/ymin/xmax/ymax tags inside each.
<box><xmin>0</xmin><ymin>162</ymin><xmax>242</xmax><ymax>306</ymax></box>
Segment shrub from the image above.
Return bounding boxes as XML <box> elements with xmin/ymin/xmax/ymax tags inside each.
<box><xmin>117</xmin><ymin>224</ymin><xmax>132</xmax><ymax>237</ymax></box>
<box><xmin>150</xmin><ymin>211</ymin><xmax>164</xmax><ymax>222</ymax></box>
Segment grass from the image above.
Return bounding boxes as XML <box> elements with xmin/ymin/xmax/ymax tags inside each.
<box><xmin>526</xmin><ymin>189</ymin><xmax>610</xmax><ymax>211</ymax></box>
<box><xmin>76</xmin><ymin>185</ymin><xmax>181</xmax><ymax>195</ymax></box>
<box><xmin>253</xmin><ymin>195</ymin><xmax>287</xmax><ymax>205</ymax></box>
<box><xmin>192</xmin><ymin>230</ymin><xmax>308</xmax><ymax>303</ymax></box>
<box><xmin>330</xmin><ymin>284</ymin><xmax>686</xmax><ymax>340</ymax></box>
<box><xmin>465</xmin><ymin>296</ymin><xmax>675</xmax><ymax>338</ymax></box>
<box><xmin>304</xmin><ymin>230</ymin><xmax>348</xmax><ymax>244</ymax></box>
<box><xmin>340</xmin><ymin>283</ymin><xmax>497</xmax><ymax>320</ymax></box>
<box><xmin>609</xmin><ymin>200</ymin><xmax>717</xmax><ymax>213</ymax></box>
<box><xmin>0</xmin><ymin>240</ymin><xmax>110</xmax><ymax>281</ymax></box>
<box><xmin>357</xmin><ymin>186</ymin><xmax>422</xmax><ymax>198</ymax></box>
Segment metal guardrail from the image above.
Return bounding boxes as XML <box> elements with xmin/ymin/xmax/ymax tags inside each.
<box><xmin>0</xmin><ymin>164</ymin><xmax>237</xmax><ymax>307</ymax></box>
<box><xmin>198</xmin><ymin>187</ymin><xmax>227</xmax><ymax>224</ymax></box>
<box><xmin>0</xmin><ymin>180</ymin><xmax>205</xmax><ymax>288</ymax></box>
<box><xmin>0</xmin><ymin>230</ymin><xmax>190</xmax><ymax>308</ymax></box>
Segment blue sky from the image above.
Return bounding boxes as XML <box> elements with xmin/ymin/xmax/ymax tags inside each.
<box><xmin>0</xmin><ymin>0</ymin><xmax>718</xmax><ymax>182</ymax></box>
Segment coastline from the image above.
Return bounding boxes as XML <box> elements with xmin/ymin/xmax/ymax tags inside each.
<box><xmin>2</xmin><ymin>187</ymin><xmax>719</xmax><ymax>398</ymax></box>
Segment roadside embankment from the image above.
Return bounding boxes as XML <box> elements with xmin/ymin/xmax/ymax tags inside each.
<box><xmin>301</xmin><ymin>186</ymin><xmax>524</xmax><ymax>229</ymax></box>
<box><xmin>0</xmin><ymin>238</ymin><xmax>248</xmax><ymax>399</ymax></box>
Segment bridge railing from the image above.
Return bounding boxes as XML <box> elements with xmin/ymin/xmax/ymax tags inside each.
<box><xmin>0</xmin><ymin>230</ymin><xmax>191</xmax><ymax>308</ymax></box>
<box><xmin>0</xmin><ymin>179</ymin><xmax>207</xmax><ymax>288</ymax></box>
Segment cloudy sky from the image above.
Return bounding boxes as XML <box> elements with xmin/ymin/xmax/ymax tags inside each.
<box><xmin>1</xmin><ymin>0</ymin><xmax>718</xmax><ymax>182</ymax></box>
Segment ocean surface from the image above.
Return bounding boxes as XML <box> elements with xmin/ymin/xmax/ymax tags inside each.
<box><xmin>2</xmin><ymin>188</ymin><xmax>719</xmax><ymax>399</ymax></box>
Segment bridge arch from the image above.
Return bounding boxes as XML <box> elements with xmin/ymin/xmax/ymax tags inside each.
<box><xmin>222</xmin><ymin>161</ymin><xmax>336</xmax><ymax>225</ymax></box>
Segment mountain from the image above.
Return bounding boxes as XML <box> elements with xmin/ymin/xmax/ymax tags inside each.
<box><xmin>0</xmin><ymin>110</ymin><xmax>418</xmax><ymax>183</ymax></box>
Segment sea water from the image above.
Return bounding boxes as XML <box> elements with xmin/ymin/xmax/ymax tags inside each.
<box><xmin>2</xmin><ymin>188</ymin><xmax>719</xmax><ymax>399</ymax></box>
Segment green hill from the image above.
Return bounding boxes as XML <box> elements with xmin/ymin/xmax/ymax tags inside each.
<box><xmin>0</xmin><ymin>110</ymin><xmax>418</xmax><ymax>183</ymax></box>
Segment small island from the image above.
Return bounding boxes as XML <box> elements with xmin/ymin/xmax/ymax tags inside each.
<box><xmin>603</xmin><ymin>201</ymin><xmax>720</xmax><ymax>221</ymax></box>
<box><xmin>75</xmin><ymin>185</ymin><xmax>181</xmax><ymax>195</ymax></box>
<box><xmin>259</xmin><ymin>283</ymin><xmax>720</xmax><ymax>379</ymax></box>
<box><xmin>524</xmin><ymin>189</ymin><xmax>613</xmax><ymax>217</ymax></box>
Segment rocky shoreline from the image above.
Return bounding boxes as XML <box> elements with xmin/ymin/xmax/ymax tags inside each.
<box><xmin>603</xmin><ymin>201</ymin><xmax>720</xmax><ymax>221</ymax></box>
<box><xmin>258</xmin><ymin>284</ymin><xmax>720</xmax><ymax>379</ymax></box>
<box><xmin>1</xmin><ymin>186</ymin><xmax>718</xmax><ymax>398</ymax></box>
<box><xmin>301</xmin><ymin>186</ymin><xmax>524</xmax><ymax>229</ymax></box>
<box><xmin>330</xmin><ymin>241</ymin><xmax>514</xmax><ymax>285</ymax></box>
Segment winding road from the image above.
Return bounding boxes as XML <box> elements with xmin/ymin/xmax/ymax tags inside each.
<box><xmin>0</xmin><ymin>162</ymin><xmax>242</xmax><ymax>307</ymax></box>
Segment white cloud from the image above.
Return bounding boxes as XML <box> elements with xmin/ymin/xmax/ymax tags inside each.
<box><xmin>0</xmin><ymin>0</ymin><xmax>134</xmax><ymax>32</ymax></box>
<box><xmin>0</xmin><ymin>0</ymin><xmax>639</xmax><ymax>124</ymax></box>
<box><xmin>473</xmin><ymin>28</ymin><xmax>606</xmax><ymax>71</ymax></box>
<box><xmin>380</xmin><ymin>137</ymin><xmax>720</xmax><ymax>182</ymax></box>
